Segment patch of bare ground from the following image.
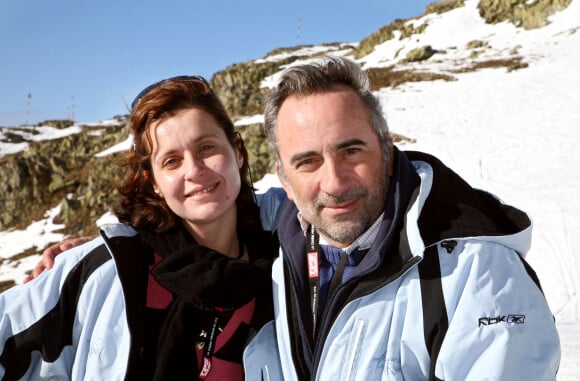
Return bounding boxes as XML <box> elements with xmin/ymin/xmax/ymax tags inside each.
<box><xmin>392</xmin><ymin>133</ymin><xmax>417</xmax><ymax>144</ymax></box>
<box><xmin>8</xmin><ymin>245</ymin><xmax>49</xmax><ymax>262</ymax></box>
<box><xmin>0</xmin><ymin>245</ymin><xmax>53</xmax><ymax>291</ymax></box>
<box><xmin>0</xmin><ymin>280</ymin><xmax>15</xmax><ymax>293</ymax></box>
<box><xmin>366</xmin><ymin>55</ymin><xmax>528</xmax><ymax>144</ymax></box>
<box><xmin>367</xmin><ymin>66</ymin><xmax>456</xmax><ymax>91</ymax></box>
<box><xmin>366</xmin><ymin>56</ymin><xmax>527</xmax><ymax>93</ymax></box>
<box><xmin>452</xmin><ymin>56</ymin><xmax>529</xmax><ymax>72</ymax></box>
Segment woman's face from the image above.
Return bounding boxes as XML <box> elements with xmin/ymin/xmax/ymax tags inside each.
<box><xmin>149</xmin><ymin>108</ymin><xmax>243</xmax><ymax>231</ymax></box>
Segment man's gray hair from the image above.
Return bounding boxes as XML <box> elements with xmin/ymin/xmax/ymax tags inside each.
<box><xmin>263</xmin><ymin>55</ymin><xmax>392</xmax><ymax>170</ymax></box>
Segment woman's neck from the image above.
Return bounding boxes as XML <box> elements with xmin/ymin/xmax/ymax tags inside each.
<box><xmin>182</xmin><ymin>209</ymin><xmax>242</xmax><ymax>259</ymax></box>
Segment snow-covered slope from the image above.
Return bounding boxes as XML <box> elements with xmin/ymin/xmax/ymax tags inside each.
<box><xmin>1</xmin><ymin>0</ymin><xmax>579</xmax><ymax>378</ymax></box>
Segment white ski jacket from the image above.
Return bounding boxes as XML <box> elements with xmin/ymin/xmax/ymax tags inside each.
<box><xmin>244</xmin><ymin>150</ymin><xmax>560</xmax><ymax>381</ymax></box>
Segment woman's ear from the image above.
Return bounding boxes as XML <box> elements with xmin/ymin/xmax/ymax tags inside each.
<box><xmin>153</xmin><ymin>184</ymin><xmax>163</xmax><ymax>198</ymax></box>
<box><xmin>237</xmin><ymin>148</ymin><xmax>244</xmax><ymax>169</ymax></box>
<box><xmin>234</xmin><ymin>133</ymin><xmax>244</xmax><ymax>169</ymax></box>
<box><xmin>146</xmin><ymin>171</ymin><xmax>162</xmax><ymax>198</ymax></box>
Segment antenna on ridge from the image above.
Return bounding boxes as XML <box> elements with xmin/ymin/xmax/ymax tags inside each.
<box><xmin>26</xmin><ymin>93</ymin><xmax>32</xmax><ymax>125</ymax></box>
<box><xmin>296</xmin><ymin>18</ymin><xmax>303</xmax><ymax>46</ymax></box>
<box><xmin>69</xmin><ymin>96</ymin><xmax>75</xmax><ymax>122</ymax></box>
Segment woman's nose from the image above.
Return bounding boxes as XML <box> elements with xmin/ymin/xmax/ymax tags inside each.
<box><xmin>184</xmin><ymin>156</ymin><xmax>206</xmax><ymax>180</ymax></box>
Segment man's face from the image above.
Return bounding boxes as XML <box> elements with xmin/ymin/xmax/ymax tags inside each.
<box><xmin>276</xmin><ymin>85</ymin><xmax>391</xmax><ymax>248</ymax></box>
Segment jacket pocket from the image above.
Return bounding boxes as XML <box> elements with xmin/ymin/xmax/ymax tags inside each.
<box><xmin>338</xmin><ymin>318</ymin><xmax>366</xmax><ymax>380</ymax></box>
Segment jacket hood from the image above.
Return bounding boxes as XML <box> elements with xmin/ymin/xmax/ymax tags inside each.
<box><xmin>406</xmin><ymin>150</ymin><xmax>532</xmax><ymax>256</ymax></box>
<box><xmin>276</xmin><ymin>149</ymin><xmax>532</xmax><ymax>258</ymax></box>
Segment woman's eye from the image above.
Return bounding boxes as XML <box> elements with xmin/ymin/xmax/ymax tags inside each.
<box><xmin>199</xmin><ymin>144</ymin><xmax>215</xmax><ymax>153</ymax></box>
<box><xmin>162</xmin><ymin>157</ymin><xmax>180</xmax><ymax>168</ymax></box>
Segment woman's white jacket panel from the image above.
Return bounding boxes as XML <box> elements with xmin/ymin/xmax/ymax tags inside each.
<box><xmin>0</xmin><ymin>187</ymin><xmax>287</xmax><ymax>380</ymax></box>
<box><xmin>0</xmin><ymin>224</ymin><xmax>137</xmax><ymax>380</ymax></box>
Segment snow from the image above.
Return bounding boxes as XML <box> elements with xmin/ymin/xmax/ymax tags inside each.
<box><xmin>373</xmin><ymin>3</ymin><xmax>580</xmax><ymax>378</ymax></box>
<box><xmin>95</xmin><ymin>134</ymin><xmax>133</xmax><ymax>157</ymax></box>
<box><xmin>0</xmin><ymin>118</ymin><xmax>123</xmax><ymax>159</ymax></box>
<box><xmin>1</xmin><ymin>0</ymin><xmax>578</xmax><ymax>378</ymax></box>
<box><xmin>254</xmin><ymin>44</ymin><xmax>355</xmax><ymax>65</ymax></box>
<box><xmin>234</xmin><ymin>114</ymin><xmax>265</xmax><ymax>127</ymax></box>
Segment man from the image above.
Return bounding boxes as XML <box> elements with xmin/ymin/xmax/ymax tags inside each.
<box><xmin>243</xmin><ymin>56</ymin><xmax>560</xmax><ymax>380</ymax></box>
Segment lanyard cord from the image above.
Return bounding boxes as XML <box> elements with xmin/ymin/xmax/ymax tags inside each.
<box><xmin>199</xmin><ymin>240</ymin><xmax>243</xmax><ymax>379</ymax></box>
<box><xmin>199</xmin><ymin>307</ymin><xmax>223</xmax><ymax>380</ymax></box>
<box><xmin>306</xmin><ymin>225</ymin><xmax>320</xmax><ymax>339</ymax></box>
<box><xmin>306</xmin><ymin>226</ymin><xmax>349</xmax><ymax>340</ymax></box>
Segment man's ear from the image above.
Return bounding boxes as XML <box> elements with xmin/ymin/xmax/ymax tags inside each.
<box><xmin>276</xmin><ymin>162</ymin><xmax>294</xmax><ymax>201</ymax></box>
<box><xmin>384</xmin><ymin>133</ymin><xmax>395</xmax><ymax>177</ymax></box>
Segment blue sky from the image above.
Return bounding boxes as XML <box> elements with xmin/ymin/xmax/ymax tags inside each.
<box><xmin>0</xmin><ymin>0</ymin><xmax>434</xmax><ymax>126</ymax></box>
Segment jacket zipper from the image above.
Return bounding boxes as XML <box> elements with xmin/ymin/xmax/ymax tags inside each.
<box><xmin>311</xmin><ymin>255</ymin><xmax>423</xmax><ymax>379</ymax></box>
<box><xmin>284</xmin><ymin>259</ymin><xmax>315</xmax><ymax>379</ymax></box>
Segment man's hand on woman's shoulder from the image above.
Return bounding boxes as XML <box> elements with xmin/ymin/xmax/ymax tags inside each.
<box><xmin>23</xmin><ymin>236</ymin><xmax>95</xmax><ymax>283</ymax></box>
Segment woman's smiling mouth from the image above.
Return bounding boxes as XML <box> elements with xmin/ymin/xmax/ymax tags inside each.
<box><xmin>188</xmin><ymin>182</ymin><xmax>219</xmax><ymax>197</ymax></box>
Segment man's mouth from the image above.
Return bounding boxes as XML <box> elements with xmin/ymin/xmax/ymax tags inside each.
<box><xmin>323</xmin><ymin>199</ymin><xmax>359</xmax><ymax>212</ymax></box>
<box><xmin>318</xmin><ymin>189</ymin><xmax>367</xmax><ymax>214</ymax></box>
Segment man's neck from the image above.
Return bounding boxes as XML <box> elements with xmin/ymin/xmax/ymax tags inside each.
<box><xmin>299</xmin><ymin>212</ymin><xmax>385</xmax><ymax>254</ymax></box>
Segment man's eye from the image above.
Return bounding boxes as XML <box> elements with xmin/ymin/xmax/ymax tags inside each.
<box><xmin>344</xmin><ymin>147</ymin><xmax>361</xmax><ymax>155</ymax></box>
<box><xmin>295</xmin><ymin>158</ymin><xmax>317</xmax><ymax>170</ymax></box>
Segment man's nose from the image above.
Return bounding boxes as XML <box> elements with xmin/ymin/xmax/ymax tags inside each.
<box><xmin>320</xmin><ymin>158</ymin><xmax>348</xmax><ymax>195</ymax></box>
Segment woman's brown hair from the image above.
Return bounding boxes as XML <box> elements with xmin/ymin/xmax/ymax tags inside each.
<box><xmin>115</xmin><ymin>76</ymin><xmax>256</xmax><ymax>233</ymax></box>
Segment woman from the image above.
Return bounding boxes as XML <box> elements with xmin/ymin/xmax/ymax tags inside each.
<box><xmin>0</xmin><ymin>76</ymin><xmax>284</xmax><ymax>380</ymax></box>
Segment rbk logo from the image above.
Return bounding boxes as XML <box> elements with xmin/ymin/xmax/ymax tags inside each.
<box><xmin>507</xmin><ymin>314</ymin><xmax>525</xmax><ymax>324</ymax></box>
<box><xmin>478</xmin><ymin>314</ymin><xmax>525</xmax><ymax>327</ymax></box>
